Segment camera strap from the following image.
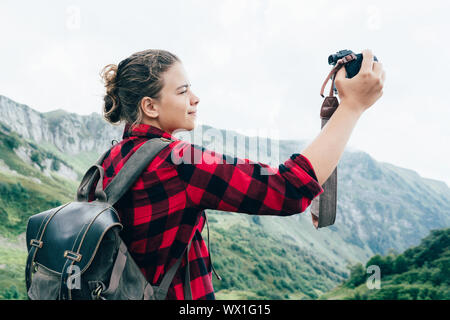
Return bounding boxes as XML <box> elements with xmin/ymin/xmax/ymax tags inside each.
<box><xmin>311</xmin><ymin>53</ymin><xmax>357</xmax><ymax>229</ymax></box>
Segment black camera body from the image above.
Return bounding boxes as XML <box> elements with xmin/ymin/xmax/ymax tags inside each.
<box><xmin>328</xmin><ymin>49</ymin><xmax>378</xmax><ymax>79</ymax></box>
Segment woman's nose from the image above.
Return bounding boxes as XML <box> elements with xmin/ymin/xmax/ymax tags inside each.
<box><xmin>191</xmin><ymin>92</ymin><xmax>200</xmax><ymax>106</ymax></box>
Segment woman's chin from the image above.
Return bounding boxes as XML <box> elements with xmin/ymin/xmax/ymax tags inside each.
<box><xmin>182</xmin><ymin>121</ymin><xmax>196</xmax><ymax>131</ymax></box>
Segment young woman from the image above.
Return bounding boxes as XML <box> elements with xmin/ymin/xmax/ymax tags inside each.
<box><xmin>99</xmin><ymin>49</ymin><xmax>385</xmax><ymax>300</ymax></box>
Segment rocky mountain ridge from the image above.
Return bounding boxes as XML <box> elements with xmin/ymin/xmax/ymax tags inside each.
<box><xmin>1</xmin><ymin>93</ymin><xmax>449</xmax><ymax>266</ymax></box>
<box><xmin>0</xmin><ymin>95</ymin><xmax>123</xmax><ymax>155</ymax></box>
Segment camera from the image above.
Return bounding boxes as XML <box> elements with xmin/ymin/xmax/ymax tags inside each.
<box><xmin>328</xmin><ymin>49</ymin><xmax>378</xmax><ymax>79</ymax></box>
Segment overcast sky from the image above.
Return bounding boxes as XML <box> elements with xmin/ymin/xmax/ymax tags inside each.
<box><xmin>1</xmin><ymin>0</ymin><xmax>449</xmax><ymax>187</ymax></box>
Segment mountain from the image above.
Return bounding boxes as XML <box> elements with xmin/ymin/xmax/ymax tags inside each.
<box><xmin>320</xmin><ymin>227</ymin><xmax>450</xmax><ymax>300</ymax></box>
<box><xmin>0</xmin><ymin>94</ymin><xmax>449</xmax><ymax>300</ymax></box>
<box><xmin>0</xmin><ymin>95</ymin><xmax>123</xmax><ymax>155</ymax></box>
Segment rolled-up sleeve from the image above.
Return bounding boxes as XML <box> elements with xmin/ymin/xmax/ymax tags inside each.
<box><xmin>171</xmin><ymin>141</ymin><xmax>323</xmax><ymax>216</ymax></box>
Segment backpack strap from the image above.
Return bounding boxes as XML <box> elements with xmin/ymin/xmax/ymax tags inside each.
<box><xmin>76</xmin><ymin>164</ymin><xmax>107</xmax><ymax>202</ymax></box>
<box><xmin>204</xmin><ymin>211</ymin><xmax>221</xmax><ymax>281</ymax></box>
<box><xmin>75</xmin><ymin>138</ymin><xmax>172</xmax><ymax>205</ymax></box>
<box><xmin>155</xmin><ymin>240</ymin><xmax>192</xmax><ymax>300</ymax></box>
<box><xmin>183</xmin><ymin>241</ymin><xmax>192</xmax><ymax>300</ymax></box>
<box><xmin>25</xmin><ymin>202</ymin><xmax>72</xmax><ymax>295</ymax></box>
<box><xmin>75</xmin><ymin>146</ymin><xmax>113</xmax><ymax>202</ymax></box>
<box><xmin>102</xmin><ymin>137</ymin><xmax>192</xmax><ymax>299</ymax></box>
<box><xmin>73</xmin><ymin>137</ymin><xmax>195</xmax><ymax>300</ymax></box>
<box><xmin>103</xmin><ymin>138</ymin><xmax>172</xmax><ymax>206</ymax></box>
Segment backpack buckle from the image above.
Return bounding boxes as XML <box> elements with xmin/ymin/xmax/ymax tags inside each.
<box><xmin>64</xmin><ymin>250</ymin><xmax>82</xmax><ymax>262</ymax></box>
<box><xmin>30</xmin><ymin>239</ymin><xmax>43</xmax><ymax>248</ymax></box>
<box><xmin>93</xmin><ymin>285</ymin><xmax>104</xmax><ymax>300</ymax></box>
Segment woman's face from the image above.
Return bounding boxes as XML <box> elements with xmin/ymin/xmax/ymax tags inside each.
<box><xmin>141</xmin><ymin>61</ymin><xmax>200</xmax><ymax>135</ymax></box>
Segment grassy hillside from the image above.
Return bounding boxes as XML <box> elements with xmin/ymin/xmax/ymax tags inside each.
<box><xmin>0</xmin><ymin>125</ymin><xmax>349</xmax><ymax>300</ymax></box>
<box><xmin>0</xmin><ymin>104</ymin><xmax>449</xmax><ymax>300</ymax></box>
<box><xmin>0</xmin><ymin>244</ymin><xmax>27</xmax><ymax>299</ymax></box>
<box><xmin>207</xmin><ymin>211</ymin><xmax>347</xmax><ymax>300</ymax></box>
<box><xmin>0</xmin><ymin>126</ymin><xmax>76</xmax><ymax>237</ymax></box>
<box><xmin>0</xmin><ymin>119</ymin><xmax>351</xmax><ymax>300</ymax></box>
<box><xmin>0</xmin><ymin>125</ymin><xmax>79</xmax><ymax>299</ymax></box>
<box><xmin>320</xmin><ymin>228</ymin><xmax>450</xmax><ymax>300</ymax></box>
<box><xmin>0</xmin><ymin>210</ymin><xmax>349</xmax><ymax>300</ymax></box>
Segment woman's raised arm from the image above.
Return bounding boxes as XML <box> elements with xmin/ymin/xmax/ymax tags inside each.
<box><xmin>172</xmin><ymin>140</ymin><xmax>324</xmax><ymax>217</ymax></box>
<box><xmin>302</xmin><ymin>49</ymin><xmax>385</xmax><ymax>186</ymax></box>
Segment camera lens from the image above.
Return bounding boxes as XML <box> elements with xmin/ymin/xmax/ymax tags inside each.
<box><xmin>328</xmin><ymin>54</ymin><xmax>337</xmax><ymax>65</ymax></box>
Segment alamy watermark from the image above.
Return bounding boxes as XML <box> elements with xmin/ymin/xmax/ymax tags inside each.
<box><xmin>366</xmin><ymin>265</ymin><xmax>381</xmax><ymax>290</ymax></box>
<box><xmin>171</xmin><ymin>127</ymin><xmax>280</xmax><ymax>175</ymax></box>
<box><xmin>66</xmin><ymin>5</ymin><xmax>81</xmax><ymax>31</ymax></box>
<box><xmin>66</xmin><ymin>265</ymin><xmax>81</xmax><ymax>290</ymax></box>
<box><xmin>366</xmin><ymin>5</ymin><xmax>382</xmax><ymax>31</ymax></box>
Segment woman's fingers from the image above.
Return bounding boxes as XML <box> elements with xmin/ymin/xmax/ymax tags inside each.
<box><xmin>372</xmin><ymin>61</ymin><xmax>386</xmax><ymax>86</ymax></box>
<box><xmin>361</xmin><ymin>49</ymin><xmax>375</xmax><ymax>73</ymax></box>
<box><xmin>335</xmin><ymin>65</ymin><xmax>347</xmax><ymax>81</ymax></box>
<box><xmin>372</xmin><ymin>61</ymin><xmax>383</xmax><ymax>74</ymax></box>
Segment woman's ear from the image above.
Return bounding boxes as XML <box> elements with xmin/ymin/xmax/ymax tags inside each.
<box><xmin>140</xmin><ymin>96</ymin><xmax>159</xmax><ymax>119</ymax></box>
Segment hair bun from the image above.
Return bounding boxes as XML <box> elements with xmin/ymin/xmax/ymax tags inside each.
<box><xmin>101</xmin><ymin>64</ymin><xmax>121</xmax><ymax>124</ymax></box>
<box><xmin>100</xmin><ymin>49</ymin><xmax>180</xmax><ymax>127</ymax></box>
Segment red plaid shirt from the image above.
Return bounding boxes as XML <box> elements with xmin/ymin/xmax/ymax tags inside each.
<box><xmin>100</xmin><ymin>123</ymin><xmax>323</xmax><ymax>300</ymax></box>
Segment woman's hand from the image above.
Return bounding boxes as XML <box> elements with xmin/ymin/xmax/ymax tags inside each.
<box><xmin>334</xmin><ymin>49</ymin><xmax>386</xmax><ymax>114</ymax></box>
<box><xmin>301</xmin><ymin>49</ymin><xmax>386</xmax><ymax>186</ymax></box>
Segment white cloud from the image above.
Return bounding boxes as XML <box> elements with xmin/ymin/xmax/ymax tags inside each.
<box><xmin>0</xmin><ymin>0</ymin><xmax>449</xmax><ymax>187</ymax></box>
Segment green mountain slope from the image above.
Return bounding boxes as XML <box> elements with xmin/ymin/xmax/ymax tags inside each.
<box><xmin>0</xmin><ymin>124</ymin><xmax>75</xmax><ymax>237</ymax></box>
<box><xmin>320</xmin><ymin>228</ymin><xmax>450</xmax><ymax>300</ymax></box>
<box><xmin>0</xmin><ymin>95</ymin><xmax>449</xmax><ymax>300</ymax></box>
<box><xmin>207</xmin><ymin>211</ymin><xmax>347</xmax><ymax>300</ymax></box>
<box><xmin>0</xmin><ymin>111</ymin><xmax>350</xmax><ymax>300</ymax></box>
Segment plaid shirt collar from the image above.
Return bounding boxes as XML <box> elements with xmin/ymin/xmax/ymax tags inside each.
<box><xmin>122</xmin><ymin>123</ymin><xmax>180</xmax><ymax>141</ymax></box>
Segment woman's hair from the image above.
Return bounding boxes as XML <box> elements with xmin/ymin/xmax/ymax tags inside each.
<box><xmin>100</xmin><ymin>49</ymin><xmax>180</xmax><ymax>128</ymax></box>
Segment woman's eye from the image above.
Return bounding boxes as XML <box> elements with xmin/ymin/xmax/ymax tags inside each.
<box><xmin>180</xmin><ymin>90</ymin><xmax>187</xmax><ymax>94</ymax></box>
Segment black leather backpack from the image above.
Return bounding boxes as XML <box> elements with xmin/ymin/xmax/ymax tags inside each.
<box><xmin>25</xmin><ymin>137</ymin><xmax>193</xmax><ymax>300</ymax></box>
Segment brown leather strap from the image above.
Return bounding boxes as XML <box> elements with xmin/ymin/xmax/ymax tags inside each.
<box><xmin>310</xmin><ymin>96</ymin><xmax>339</xmax><ymax>228</ymax></box>
<box><xmin>313</xmin><ymin>53</ymin><xmax>356</xmax><ymax>228</ymax></box>
<box><xmin>320</xmin><ymin>53</ymin><xmax>357</xmax><ymax>98</ymax></box>
<box><xmin>320</xmin><ymin>96</ymin><xmax>340</xmax><ymax>119</ymax></box>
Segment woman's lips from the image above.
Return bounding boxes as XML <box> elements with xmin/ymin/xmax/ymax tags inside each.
<box><xmin>188</xmin><ymin>111</ymin><xmax>197</xmax><ymax>116</ymax></box>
